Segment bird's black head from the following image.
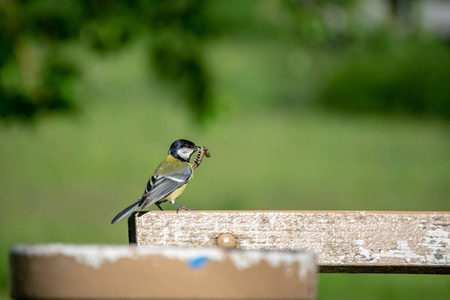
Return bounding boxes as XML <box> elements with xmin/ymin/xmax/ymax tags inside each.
<box><xmin>169</xmin><ymin>139</ymin><xmax>199</xmax><ymax>162</ymax></box>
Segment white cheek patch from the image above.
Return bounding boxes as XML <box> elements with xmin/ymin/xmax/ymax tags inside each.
<box><xmin>177</xmin><ymin>147</ymin><xmax>193</xmax><ymax>160</ymax></box>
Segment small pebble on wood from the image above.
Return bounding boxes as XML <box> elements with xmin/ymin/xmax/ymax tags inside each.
<box><xmin>217</xmin><ymin>233</ymin><xmax>236</xmax><ymax>248</ymax></box>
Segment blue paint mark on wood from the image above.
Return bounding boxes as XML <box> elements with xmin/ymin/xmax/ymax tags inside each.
<box><xmin>189</xmin><ymin>256</ymin><xmax>209</xmax><ymax>269</ymax></box>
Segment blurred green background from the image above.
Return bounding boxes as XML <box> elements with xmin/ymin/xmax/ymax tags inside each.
<box><xmin>1</xmin><ymin>0</ymin><xmax>449</xmax><ymax>299</ymax></box>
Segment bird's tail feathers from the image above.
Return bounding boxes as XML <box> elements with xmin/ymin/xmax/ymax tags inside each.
<box><xmin>111</xmin><ymin>200</ymin><xmax>141</xmax><ymax>224</ymax></box>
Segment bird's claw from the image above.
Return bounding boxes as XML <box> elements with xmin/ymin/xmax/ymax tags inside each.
<box><xmin>176</xmin><ymin>207</ymin><xmax>196</xmax><ymax>214</ymax></box>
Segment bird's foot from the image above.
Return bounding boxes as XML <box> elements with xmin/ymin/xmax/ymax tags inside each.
<box><xmin>155</xmin><ymin>203</ymin><xmax>164</xmax><ymax>211</ymax></box>
<box><xmin>173</xmin><ymin>203</ymin><xmax>195</xmax><ymax>214</ymax></box>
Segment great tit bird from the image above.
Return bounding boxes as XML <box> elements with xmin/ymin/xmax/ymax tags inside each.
<box><xmin>111</xmin><ymin>139</ymin><xmax>199</xmax><ymax>224</ymax></box>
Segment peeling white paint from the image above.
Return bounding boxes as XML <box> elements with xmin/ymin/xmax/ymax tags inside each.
<box><xmin>228</xmin><ymin>250</ymin><xmax>316</xmax><ymax>280</ymax></box>
<box><xmin>10</xmin><ymin>244</ymin><xmax>316</xmax><ymax>280</ymax></box>
<box><xmin>160</xmin><ymin>247</ymin><xmax>226</xmax><ymax>262</ymax></box>
<box><xmin>11</xmin><ymin>244</ymin><xmax>138</xmax><ymax>268</ymax></box>
<box><xmin>134</xmin><ymin>210</ymin><xmax>450</xmax><ymax>270</ymax></box>
<box><xmin>359</xmin><ymin>248</ymin><xmax>370</xmax><ymax>258</ymax></box>
<box><xmin>419</xmin><ymin>223</ymin><xmax>450</xmax><ymax>265</ymax></box>
<box><xmin>381</xmin><ymin>241</ymin><xmax>423</xmax><ymax>260</ymax></box>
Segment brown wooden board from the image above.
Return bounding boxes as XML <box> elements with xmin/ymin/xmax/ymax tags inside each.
<box><xmin>10</xmin><ymin>244</ymin><xmax>317</xmax><ymax>300</ymax></box>
<box><xmin>129</xmin><ymin>210</ymin><xmax>450</xmax><ymax>274</ymax></box>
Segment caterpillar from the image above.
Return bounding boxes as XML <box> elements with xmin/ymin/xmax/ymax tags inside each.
<box><xmin>192</xmin><ymin>146</ymin><xmax>210</xmax><ymax>169</ymax></box>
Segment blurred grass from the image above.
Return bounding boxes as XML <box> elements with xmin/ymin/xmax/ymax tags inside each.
<box><xmin>1</xmin><ymin>39</ymin><xmax>449</xmax><ymax>299</ymax></box>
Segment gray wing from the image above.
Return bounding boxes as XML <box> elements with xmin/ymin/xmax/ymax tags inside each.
<box><xmin>140</xmin><ymin>164</ymin><xmax>192</xmax><ymax>209</ymax></box>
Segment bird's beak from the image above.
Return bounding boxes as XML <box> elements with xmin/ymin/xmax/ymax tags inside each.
<box><xmin>195</xmin><ymin>146</ymin><xmax>201</xmax><ymax>151</ymax></box>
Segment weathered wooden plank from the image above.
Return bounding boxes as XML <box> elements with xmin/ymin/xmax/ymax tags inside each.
<box><xmin>129</xmin><ymin>210</ymin><xmax>450</xmax><ymax>274</ymax></box>
<box><xmin>10</xmin><ymin>244</ymin><xmax>317</xmax><ymax>300</ymax></box>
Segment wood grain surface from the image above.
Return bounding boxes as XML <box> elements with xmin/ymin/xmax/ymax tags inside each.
<box><xmin>129</xmin><ymin>210</ymin><xmax>450</xmax><ymax>274</ymax></box>
<box><xmin>10</xmin><ymin>244</ymin><xmax>317</xmax><ymax>300</ymax></box>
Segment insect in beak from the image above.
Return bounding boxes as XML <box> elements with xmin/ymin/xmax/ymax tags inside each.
<box><xmin>192</xmin><ymin>146</ymin><xmax>210</xmax><ymax>169</ymax></box>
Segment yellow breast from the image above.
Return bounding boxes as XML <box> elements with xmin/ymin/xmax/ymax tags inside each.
<box><xmin>166</xmin><ymin>183</ymin><xmax>188</xmax><ymax>202</ymax></box>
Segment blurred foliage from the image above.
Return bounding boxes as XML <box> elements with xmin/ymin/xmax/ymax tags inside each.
<box><xmin>0</xmin><ymin>0</ymin><xmax>125</xmax><ymax>120</ymax></box>
<box><xmin>1</xmin><ymin>0</ymin><xmax>450</xmax><ymax>123</ymax></box>
<box><xmin>319</xmin><ymin>31</ymin><xmax>450</xmax><ymax>118</ymax></box>
<box><xmin>0</xmin><ymin>0</ymin><xmax>216</xmax><ymax>122</ymax></box>
<box><xmin>144</xmin><ymin>0</ymin><xmax>215</xmax><ymax>123</ymax></box>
